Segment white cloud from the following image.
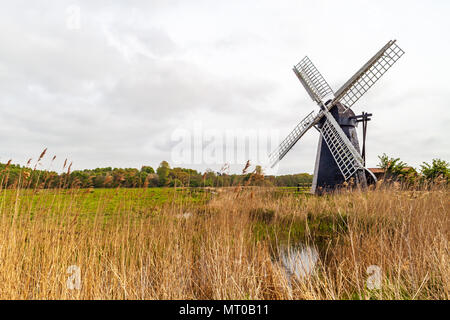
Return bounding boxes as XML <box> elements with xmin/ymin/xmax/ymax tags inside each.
<box><xmin>0</xmin><ymin>0</ymin><xmax>448</xmax><ymax>174</ymax></box>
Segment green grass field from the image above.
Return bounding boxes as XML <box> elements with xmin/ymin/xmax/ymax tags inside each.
<box><xmin>1</xmin><ymin>186</ymin><xmax>311</xmax><ymax>221</ymax></box>
<box><xmin>0</xmin><ymin>187</ymin><xmax>211</xmax><ymax>221</ymax></box>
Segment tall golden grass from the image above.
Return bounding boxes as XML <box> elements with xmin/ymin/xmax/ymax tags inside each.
<box><xmin>0</xmin><ymin>173</ymin><xmax>447</xmax><ymax>299</ymax></box>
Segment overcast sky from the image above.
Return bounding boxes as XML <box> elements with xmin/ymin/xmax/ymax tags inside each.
<box><xmin>0</xmin><ymin>0</ymin><xmax>449</xmax><ymax>174</ymax></box>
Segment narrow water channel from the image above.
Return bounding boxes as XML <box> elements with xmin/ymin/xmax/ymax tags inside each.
<box><xmin>279</xmin><ymin>244</ymin><xmax>319</xmax><ymax>280</ymax></box>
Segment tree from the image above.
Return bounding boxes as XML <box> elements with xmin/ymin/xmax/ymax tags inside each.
<box><xmin>377</xmin><ymin>153</ymin><xmax>408</xmax><ymax>179</ymax></box>
<box><xmin>147</xmin><ymin>173</ymin><xmax>160</xmax><ymax>187</ymax></box>
<box><xmin>203</xmin><ymin>169</ymin><xmax>216</xmax><ymax>187</ymax></box>
<box><xmin>141</xmin><ymin>166</ymin><xmax>155</xmax><ymax>174</ymax></box>
<box><xmin>420</xmin><ymin>159</ymin><xmax>449</xmax><ymax>181</ymax></box>
<box><xmin>168</xmin><ymin>178</ymin><xmax>183</xmax><ymax>187</ymax></box>
<box><xmin>156</xmin><ymin>161</ymin><xmax>170</xmax><ymax>187</ymax></box>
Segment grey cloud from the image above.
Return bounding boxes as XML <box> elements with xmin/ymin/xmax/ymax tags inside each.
<box><xmin>0</xmin><ymin>0</ymin><xmax>448</xmax><ymax>174</ymax></box>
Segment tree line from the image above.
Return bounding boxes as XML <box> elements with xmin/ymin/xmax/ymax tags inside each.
<box><xmin>0</xmin><ymin>154</ymin><xmax>447</xmax><ymax>190</ymax></box>
<box><xmin>0</xmin><ymin>160</ymin><xmax>313</xmax><ymax>189</ymax></box>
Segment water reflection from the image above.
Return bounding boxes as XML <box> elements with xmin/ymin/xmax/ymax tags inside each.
<box><xmin>279</xmin><ymin>245</ymin><xmax>319</xmax><ymax>281</ymax></box>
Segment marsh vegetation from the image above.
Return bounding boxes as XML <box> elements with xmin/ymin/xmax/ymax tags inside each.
<box><xmin>0</xmin><ymin>179</ymin><xmax>447</xmax><ymax>299</ymax></box>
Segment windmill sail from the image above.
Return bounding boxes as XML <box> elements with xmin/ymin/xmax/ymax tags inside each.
<box><xmin>320</xmin><ymin>111</ymin><xmax>365</xmax><ymax>180</ymax></box>
<box><xmin>334</xmin><ymin>40</ymin><xmax>405</xmax><ymax>111</ymax></box>
<box><xmin>269</xmin><ymin>111</ymin><xmax>318</xmax><ymax>168</ymax></box>
<box><xmin>293</xmin><ymin>56</ymin><xmax>335</xmax><ymax>105</ymax></box>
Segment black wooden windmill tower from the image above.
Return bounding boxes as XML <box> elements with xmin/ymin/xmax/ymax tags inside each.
<box><xmin>269</xmin><ymin>40</ymin><xmax>405</xmax><ymax>194</ymax></box>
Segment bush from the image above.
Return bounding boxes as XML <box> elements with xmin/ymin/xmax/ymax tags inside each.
<box><xmin>421</xmin><ymin>159</ymin><xmax>449</xmax><ymax>181</ymax></box>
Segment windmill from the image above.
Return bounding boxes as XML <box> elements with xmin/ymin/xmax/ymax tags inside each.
<box><xmin>268</xmin><ymin>40</ymin><xmax>405</xmax><ymax>194</ymax></box>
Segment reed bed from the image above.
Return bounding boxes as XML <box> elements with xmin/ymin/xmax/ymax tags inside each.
<box><xmin>0</xmin><ymin>178</ymin><xmax>447</xmax><ymax>299</ymax></box>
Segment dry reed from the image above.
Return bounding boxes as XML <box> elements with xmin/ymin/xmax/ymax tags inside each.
<box><xmin>0</xmin><ymin>175</ymin><xmax>447</xmax><ymax>300</ymax></box>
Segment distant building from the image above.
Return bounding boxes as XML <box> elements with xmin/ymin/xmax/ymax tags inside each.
<box><xmin>368</xmin><ymin>168</ymin><xmax>385</xmax><ymax>180</ymax></box>
<box><xmin>368</xmin><ymin>167</ymin><xmax>416</xmax><ymax>180</ymax></box>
